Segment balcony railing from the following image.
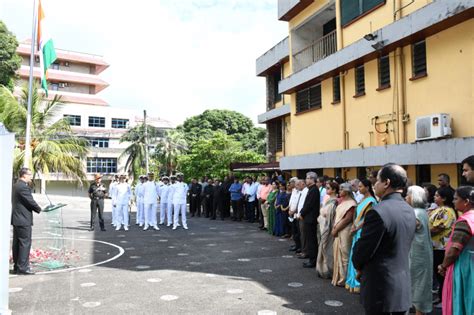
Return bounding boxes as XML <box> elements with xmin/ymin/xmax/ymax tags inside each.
<box><xmin>292</xmin><ymin>30</ymin><xmax>337</xmax><ymax>73</ymax></box>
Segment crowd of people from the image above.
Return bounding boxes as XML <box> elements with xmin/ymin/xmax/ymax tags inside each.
<box><xmin>87</xmin><ymin>155</ymin><xmax>474</xmax><ymax>314</ymax></box>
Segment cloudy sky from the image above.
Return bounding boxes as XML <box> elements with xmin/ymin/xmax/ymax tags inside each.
<box><xmin>0</xmin><ymin>0</ymin><xmax>288</xmax><ymax>126</ymax></box>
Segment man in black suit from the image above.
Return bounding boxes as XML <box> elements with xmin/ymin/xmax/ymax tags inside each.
<box><xmin>11</xmin><ymin>167</ymin><xmax>42</xmax><ymax>275</ymax></box>
<box><xmin>352</xmin><ymin>163</ymin><xmax>416</xmax><ymax>315</ymax></box>
<box><xmin>189</xmin><ymin>178</ymin><xmax>202</xmax><ymax>217</ymax></box>
<box><xmin>299</xmin><ymin>171</ymin><xmax>320</xmax><ymax>268</ymax></box>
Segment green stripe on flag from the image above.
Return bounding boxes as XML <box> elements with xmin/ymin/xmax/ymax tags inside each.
<box><xmin>41</xmin><ymin>39</ymin><xmax>57</xmax><ymax>96</ymax></box>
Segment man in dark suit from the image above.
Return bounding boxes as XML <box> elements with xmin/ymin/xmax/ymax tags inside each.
<box><xmin>11</xmin><ymin>167</ymin><xmax>42</xmax><ymax>275</ymax></box>
<box><xmin>299</xmin><ymin>171</ymin><xmax>320</xmax><ymax>268</ymax></box>
<box><xmin>352</xmin><ymin>163</ymin><xmax>416</xmax><ymax>315</ymax></box>
<box><xmin>189</xmin><ymin>178</ymin><xmax>202</xmax><ymax>217</ymax></box>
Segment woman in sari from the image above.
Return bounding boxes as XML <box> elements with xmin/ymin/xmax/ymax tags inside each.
<box><xmin>440</xmin><ymin>186</ymin><xmax>474</xmax><ymax>315</ymax></box>
<box><xmin>265</xmin><ymin>182</ymin><xmax>278</xmax><ymax>236</ymax></box>
<box><xmin>406</xmin><ymin>186</ymin><xmax>433</xmax><ymax>315</ymax></box>
<box><xmin>273</xmin><ymin>183</ymin><xmax>287</xmax><ymax>237</ymax></box>
<box><xmin>331</xmin><ymin>183</ymin><xmax>357</xmax><ymax>287</ymax></box>
<box><xmin>316</xmin><ymin>181</ymin><xmax>339</xmax><ymax>279</ymax></box>
<box><xmin>345</xmin><ymin>179</ymin><xmax>376</xmax><ymax>293</ymax></box>
<box><xmin>430</xmin><ymin>186</ymin><xmax>456</xmax><ymax>307</ymax></box>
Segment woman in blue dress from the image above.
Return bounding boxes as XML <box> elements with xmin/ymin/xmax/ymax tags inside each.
<box><xmin>345</xmin><ymin>178</ymin><xmax>377</xmax><ymax>293</ymax></box>
<box><xmin>273</xmin><ymin>182</ymin><xmax>287</xmax><ymax>237</ymax></box>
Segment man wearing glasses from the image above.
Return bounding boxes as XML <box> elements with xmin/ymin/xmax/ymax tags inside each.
<box><xmin>11</xmin><ymin>167</ymin><xmax>42</xmax><ymax>275</ymax></box>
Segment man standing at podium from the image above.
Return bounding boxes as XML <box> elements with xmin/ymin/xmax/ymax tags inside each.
<box><xmin>11</xmin><ymin>167</ymin><xmax>42</xmax><ymax>275</ymax></box>
<box><xmin>88</xmin><ymin>173</ymin><xmax>107</xmax><ymax>232</ymax></box>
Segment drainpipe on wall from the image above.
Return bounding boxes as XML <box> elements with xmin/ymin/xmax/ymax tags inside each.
<box><xmin>336</xmin><ymin>0</ymin><xmax>348</xmax><ymax>150</ymax></box>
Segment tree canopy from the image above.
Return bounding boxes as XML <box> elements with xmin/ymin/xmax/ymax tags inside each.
<box><xmin>0</xmin><ymin>21</ymin><xmax>22</xmax><ymax>90</ymax></box>
<box><xmin>178</xmin><ymin>109</ymin><xmax>266</xmax><ymax>155</ymax></box>
<box><xmin>177</xmin><ymin>131</ymin><xmax>265</xmax><ymax>181</ymax></box>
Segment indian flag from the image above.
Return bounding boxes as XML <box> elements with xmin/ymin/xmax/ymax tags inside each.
<box><xmin>37</xmin><ymin>0</ymin><xmax>56</xmax><ymax>96</ymax></box>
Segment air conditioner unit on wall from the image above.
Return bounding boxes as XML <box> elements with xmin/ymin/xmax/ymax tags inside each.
<box><xmin>415</xmin><ymin>113</ymin><xmax>452</xmax><ymax>141</ymax></box>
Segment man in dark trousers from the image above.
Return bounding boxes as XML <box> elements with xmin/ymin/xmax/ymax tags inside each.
<box><xmin>88</xmin><ymin>173</ymin><xmax>107</xmax><ymax>231</ymax></box>
<box><xmin>11</xmin><ymin>167</ymin><xmax>42</xmax><ymax>275</ymax></box>
<box><xmin>352</xmin><ymin>163</ymin><xmax>416</xmax><ymax>315</ymax></box>
<box><xmin>212</xmin><ymin>179</ymin><xmax>224</xmax><ymax>220</ymax></box>
<box><xmin>299</xmin><ymin>171</ymin><xmax>320</xmax><ymax>268</ymax></box>
<box><xmin>189</xmin><ymin>178</ymin><xmax>202</xmax><ymax>217</ymax></box>
<box><xmin>203</xmin><ymin>179</ymin><xmax>214</xmax><ymax>218</ymax></box>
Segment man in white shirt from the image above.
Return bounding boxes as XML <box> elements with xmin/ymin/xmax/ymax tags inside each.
<box><xmin>109</xmin><ymin>175</ymin><xmax>119</xmax><ymax>227</ymax></box>
<box><xmin>172</xmin><ymin>174</ymin><xmax>189</xmax><ymax>230</ymax></box>
<box><xmin>158</xmin><ymin>176</ymin><xmax>171</xmax><ymax>225</ymax></box>
<box><xmin>135</xmin><ymin>175</ymin><xmax>145</xmax><ymax>227</ymax></box>
<box><xmin>167</xmin><ymin>176</ymin><xmax>176</xmax><ymax>227</ymax></box>
<box><xmin>288</xmin><ymin>178</ymin><xmax>302</xmax><ymax>252</ymax></box>
<box><xmin>244</xmin><ymin>177</ymin><xmax>258</xmax><ymax>223</ymax></box>
<box><xmin>113</xmin><ymin>175</ymin><xmax>132</xmax><ymax>231</ymax></box>
<box><xmin>351</xmin><ymin>179</ymin><xmax>364</xmax><ymax>203</ymax></box>
<box><xmin>296</xmin><ymin>181</ymin><xmax>309</xmax><ymax>257</ymax></box>
<box><xmin>142</xmin><ymin>173</ymin><xmax>160</xmax><ymax>231</ymax></box>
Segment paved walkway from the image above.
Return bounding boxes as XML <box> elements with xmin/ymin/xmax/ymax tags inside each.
<box><xmin>9</xmin><ymin>195</ymin><xmax>365</xmax><ymax>314</ymax></box>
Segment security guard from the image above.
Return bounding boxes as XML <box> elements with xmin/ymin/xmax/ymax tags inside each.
<box><xmin>88</xmin><ymin>173</ymin><xmax>107</xmax><ymax>231</ymax></box>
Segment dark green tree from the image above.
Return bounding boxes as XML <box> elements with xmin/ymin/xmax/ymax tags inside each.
<box><xmin>0</xmin><ymin>21</ymin><xmax>22</xmax><ymax>90</ymax></box>
<box><xmin>178</xmin><ymin>109</ymin><xmax>266</xmax><ymax>155</ymax></box>
<box><xmin>177</xmin><ymin>131</ymin><xmax>265</xmax><ymax>181</ymax></box>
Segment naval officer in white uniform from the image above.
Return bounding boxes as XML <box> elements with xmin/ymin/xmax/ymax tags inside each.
<box><xmin>135</xmin><ymin>175</ymin><xmax>146</xmax><ymax>227</ymax></box>
<box><xmin>113</xmin><ymin>175</ymin><xmax>132</xmax><ymax>231</ymax></box>
<box><xmin>158</xmin><ymin>176</ymin><xmax>171</xmax><ymax>225</ymax></box>
<box><xmin>142</xmin><ymin>173</ymin><xmax>160</xmax><ymax>231</ymax></box>
<box><xmin>172</xmin><ymin>174</ymin><xmax>189</xmax><ymax>230</ymax></box>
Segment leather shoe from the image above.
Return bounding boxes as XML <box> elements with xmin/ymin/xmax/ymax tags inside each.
<box><xmin>100</xmin><ymin>228</ymin><xmax>106</xmax><ymax>231</ymax></box>
<box><xmin>297</xmin><ymin>255</ymin><xmax>309</xmax><ymax>259</ymax></box>
<box><xmin>18</xmin><ymin>269</ymin><xmax>35</xmax><ymax>275</ymax></box>
<box><xmin>9</xmin><ymin>269</ymin><xmax>18</xmax><ymax>275</ymax></box>
<box><xmin>303</xmin><ymin>262</ymin><xmax>316</xmax><ymax>268</ymax></box>
<box><xmin>289</xmin><ymin>247</ymin><xmax>297</xmax><ymax>252</ymax></box>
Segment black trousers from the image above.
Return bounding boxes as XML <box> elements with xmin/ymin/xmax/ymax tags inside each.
<box><xmin>246</xmin><ymin>201</ymin><xmax>255</xmax><ymax>222</ymax></box>
<box><xmin>231</xmin><ymin>199</ymin><xmax>243</xmax><ymax>220</ymax></box>
<box><xmin>291</xmin><ymin>220</ymin><xmax>301</xmax><ymax>249</ymax></box>
<box><xmin>304</xmin><ymin>222</ymin><xmax>318</xmax><ymax>264</ymax></box>
<box><xmin>257</xmin><ymin>199</ymin><xmax>264</xmax><ymax>226</ymax></box>
<box><xmin>222</xmin><ymin>196</ymin><xmax>231</xmax><ymax>217</ymax></box>
<box><xmin>204</xmin><ymin>197</ymin><xmax>213</xmax><ymax>217</ymax></box>
<box><xmin>90</xmin><ymin>199</ymin><xmax>105</xmax><ymax>229</ymax></box>
<box><xmin>12</xmin><ymin>225</ymin><xmax>32</xmax><ymax>272</ymax></box>
<box><xmin>433</xmin><ymin>249</ymin><xmax>445</xmax><ymax>301</ymax></box>
<box><xmin>212</xmin><ymin>199</ymin><xmax>220</xmax><ymax>219</ymax></box>
<box><xmin>190</xmin><ymin>195</ymin><xmax>201</xmax><ymax>216</ymax></box>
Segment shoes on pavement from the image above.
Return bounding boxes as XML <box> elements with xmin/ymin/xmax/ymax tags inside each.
<box><xmin>115</xmin><ymin>225</ymin><xmax>121</xmax><ymax>231</ymax></box>
<box><xmin>183</xmin><ymin>226</ymin><xmax>188</xmax><ymax>230</ymax></box>
<box><xmin>289</xmin><ymin>247</ymin><xmax>297</xmax><ymax>252</ymax></box>
<box><xmin>177</xmin><ymin>223</ymin><xmax>181</xmax><ymax>227</ymax></box>
<box><xmin>297</xmin><ymin>254</ymin><xmax>309</xmax><ymax>259</ymax></box>
<box><xmin>172</xmin><ymin>226</ymin><xmax>177</xmax><ymax>230</ymax></box>
<box><xmin>143</xmin><ymin>225</ymin><xmax>149</xmax><ymax>231</ymax></box>
<box><xmin>303</xmin><ymin>262</ymin><xmax>316</xmax><ymax>268</ymax></box>
<box><xmin>153</xmin><ymin>225</ymin><xmax>160</xmax><ymax>231</ymax></box>
<box><xmin>124</xmin><ymin>226</ymin><xmax>129</xmax><ymax>231</ymax></box>
<box><xmin>295</xmin><ymin>249</ymin><xmax>301</xmax><ymax>254</ymax></box>
<box><xmin>159</xmin><ymin>222</ymin><xmax>164</xmax><ymax>225</ymax></box>
<box><xmin>167</xmin><ymin>223</ymin><xmax>172</xmax><ymax>227</ymax></box>
<box><xmin>139</xmin><ymin>223</ymin><xmax>144</xmax><ymax>227</ymax></box>
<box><xmin>18</xmin><ymin>269</ymin><xmax>35</xmax><ymax>275</ymax></box>
<box><xmin>100</xmin><ymin>228</ymin><xmax>106</xmax><ymax>232</ymax></box>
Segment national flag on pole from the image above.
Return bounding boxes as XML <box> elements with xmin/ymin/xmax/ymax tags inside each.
<box><xmin>37</xmin><ymin>0</ymin><xmax>56</xmax><ymax>96</ymax></box>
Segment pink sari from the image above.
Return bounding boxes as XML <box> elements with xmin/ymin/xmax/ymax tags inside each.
<box><xmin>442</xmin><ymin>210</ymin><xmax>474</xmax><ymax>315</ymax></box>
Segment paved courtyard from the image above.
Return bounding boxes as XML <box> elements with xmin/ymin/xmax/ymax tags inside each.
<box><xmin>9</xmin><ymin>195</ymin><xmax>365</xmax><ymax>314</ymax></box>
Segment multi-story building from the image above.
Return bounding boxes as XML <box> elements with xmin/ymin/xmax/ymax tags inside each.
<box><xmin>16</xmin><ymin>42</ymin><xmax>173</xmax><ymax>196</ymax></box>
<box><xmin>257</xmin><ymin>0</ymin><xmax>473</xmax><ymax>186</ymax></box>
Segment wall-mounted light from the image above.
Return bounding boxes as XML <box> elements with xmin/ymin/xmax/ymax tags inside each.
<box><xmin>364</xmin><ymin>33</ymin><xmax>378</xmax><ymax>41</ymax></box>
<box><xmin>371</xmin><ymin>41</ymin><xmax>386</xmax><ymax>50</ymax></box>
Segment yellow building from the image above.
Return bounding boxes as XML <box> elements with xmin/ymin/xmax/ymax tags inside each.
<box><xmin>256</xmin><ymin>0</ymin><xmax>474</xmax><ymax>187</ymax></box>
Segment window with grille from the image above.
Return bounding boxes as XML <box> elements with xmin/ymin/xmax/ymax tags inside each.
<box><xmin>88</xmin><ymin>116</ymin><xmax>105</xmax><ymax>128</ymax></box>
<box><xmin>355</xmin><ymin>65</ymin><xmax>365</xmax><ymax>96</ymax></box>
<box><xmin>111</xmin><ymin>118</ymin><xmax>129</xmax><ymax>129</ymax></box>
<box><xmin>296</xmin><ymin>83</ymin><xmax>322</xmax><ymax>113</ymax></box>
<box><xmin>333</xmin><ymin>75</ymin><xmax>341</xmax><ymax>103</ymax></box>
<box><xmin>64</xmin><ymin>114</ymin><xmax>81</xmax><ymax>126</ymax></box>
<box><xmin>88</xmin><ymin>138</ymin><xmax>109</xmax><ymax>148</ymax></box>
<box><xmin>412</xmin><ymin>40</ymin><xmax>427</xmax><ymax>77</ymax></box>
<box><xmin>275</xmin><ymin>119</ymin><xmax>283</xmax><ymax>152</ymax></box>
<box><xmin>341</xmin><ymin>0</ymin><xmax>385</xmax><ymax>26</ymax></box>
<box><xmin>87</xmin><ymin>158</ymin><xmax>117</xmax><ymax>174</ymax></box>
<box><xmin>378</xmin><ymin>54</ymin><xmax>390</xmax><ymax>88</ymax></box>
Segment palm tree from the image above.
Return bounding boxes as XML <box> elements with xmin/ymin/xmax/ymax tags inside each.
<box><xmin>119</xmin><ymin>123</ymin><xmax>163</xmax><ymax>180</ymax></box>
<box><xmin>153</xmin><ymin>129</ymin><xmax>188</xmax><ymax>175</ymax></box>
<box><xmin>0</xmin><ymin>84</ymin><xmax>89</xmax><ymax>184</ymax></box>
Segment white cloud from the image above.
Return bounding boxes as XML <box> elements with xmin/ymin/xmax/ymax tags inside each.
<box><xmin>1</xmin><ymin>0</ymin><xmax>287</xmax><ymax>125</ymax></box>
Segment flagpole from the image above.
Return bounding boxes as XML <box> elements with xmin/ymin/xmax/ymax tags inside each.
<box><xmin>24</xmin><ymin>0</ymin><xmax>38</xmax><ymax>168</ymax></box>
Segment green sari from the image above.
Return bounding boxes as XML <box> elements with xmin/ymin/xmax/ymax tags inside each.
<box><xmin>267</xmin><ymin>190</ymin><xmax>278</xmax><ymax>235</ymax></box>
